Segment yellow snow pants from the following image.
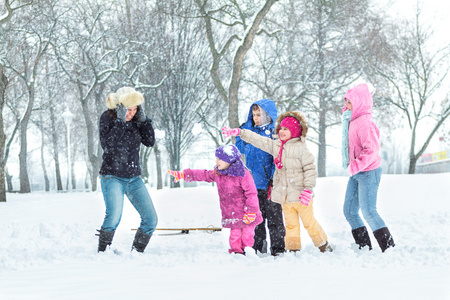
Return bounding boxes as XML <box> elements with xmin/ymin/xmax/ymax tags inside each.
<box><xmin>282</xmin><ymin>199</ymin><xmax>328</xmax><ymax>251</ymax></box>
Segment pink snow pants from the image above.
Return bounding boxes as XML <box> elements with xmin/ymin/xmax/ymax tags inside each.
<box><xmin>228</xmin><ymin>226</ymin><xmax>256</xmax><ymax>254</ymax></box>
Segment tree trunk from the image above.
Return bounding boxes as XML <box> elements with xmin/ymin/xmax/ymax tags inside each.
<box><xmin>89</xmin><ymin>144</ymin><xmax>101</xmax><ymax>192</ymax></box>
<box><xmin>3</xmin><ymin>118</ymin><xmax>19</xmax><ymax>193</ymax></box>
<box><xmin>85</xmin><ymin>169</ymin><xmax>90</xmax><ymax>191</ymax></box>
<box><xmin>80</xmin><ymin>96</ymin><xmax>101</xmax><ymax>192</ymax></box>
<box><xmin>198</xmin><ymin>0</ymin><xmax>278</xmax><ymax>128</ymax></box>
<box><xmin>317</xmin><ymin>108</ymin><xmax>327</xmax><ymax>177</ymax></box>
<box><xmin>5</xmin><ymin>168</ymin><xmax>13</xmax><ymax>192</ymax></box>
<box><xmin>316</xmin><ymin>7</ymin><xmax>327</xmax><ymax>178</ymax></box>
<box><xmin>0</xmin><ymin>63</ymin><xmax>7</xmax><ymax>201</ymax></box>
<box><xmin>41</xmin><ymin>147</ymin><xmax>50</xmax><ymax>191</ymax></box>
<box><xmin>408</xmin><ymin>155</ymin><xmax>417</xmax><ymax>174</ymax></box>
<box><xmin>71</xmin><ymin>159</ymin><xmax>76</xmax><ymax>190</ymax></box>
<box><xmin>50</xmin><ymin>107</ymin><xmax>63</xmax><ymax>191</ymax></box>
<box><xmin>19</xmin><ymin>117</ymin><xmax>31</xmax><ymax>193</ymax></box>
<box><xmin>154</xmin><ymin>142</ymin><xmax>163</xmax><ymax>190</ymax></box>
<box><xmin>169</xmin><ymin>140</ymin><xmax>181</xmax><ymax>188</ymax></box>
<box><xmin>18</xmin><ymin>81</ymin><xmax>36</xmax><ymax>193</ymax></box>
<box><xmin>139</xmin><ymin>146</ymin><xmax>151</xmax><ymax>184</ymax></box>
<box><xmin>125</xmin><ymin>0</ymin><xmax>132</xmax><ymax>34</ymax></box>
<box><xmin>40</xmin><ymin>117</ymin><xmax>50</xmax><ymax>191</ymax></box>
<box><xmin>408</xmin><ymin>124</ymin><xmax>418</xmax><ymax>174</ymax></box>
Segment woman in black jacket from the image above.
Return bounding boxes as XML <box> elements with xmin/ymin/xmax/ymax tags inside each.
<box><xmin>96</xmin><ymin>87</ymin><xmax>158</xmax><ymax>253</ymax></box>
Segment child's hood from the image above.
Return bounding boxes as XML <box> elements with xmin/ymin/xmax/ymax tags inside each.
<box><xmin>344</xmin><ymin>83</ymin><xmax>373</xmax><ymax>121</ymax></box>
<box><xmin>243</xmin><ymin>99</ymin><xmax>277</xmax><ymax>128</ymax></box>
<box><xmin>275</xmin><ymin>111</ymin><xmax>308</xmax><ymax>138</ymax></box>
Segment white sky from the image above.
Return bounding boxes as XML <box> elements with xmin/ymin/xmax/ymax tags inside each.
<box><xmin>380</xmin><ymin>0</ymin><xmax>450</xmax><ymax>46</ymax></box>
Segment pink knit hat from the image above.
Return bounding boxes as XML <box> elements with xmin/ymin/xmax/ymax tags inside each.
<box><xmin>280</xmin><ymin>117</ymin><xmax>302</xmax><ymax>138</ymax></box>
<box><xmin>274</xmin><ymin>117</ymin><xmax>302</xmax><ymax>169</ymax></box>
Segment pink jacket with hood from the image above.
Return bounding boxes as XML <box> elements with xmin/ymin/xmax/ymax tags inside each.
<box><xmin>344</xmin><ymin>83</ymin><xmax>381</xmax><ymax>176</ymax></box>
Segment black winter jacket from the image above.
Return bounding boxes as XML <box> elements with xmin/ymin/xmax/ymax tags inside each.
<box><xmin>99</xmin><ymin>110</ymin><xmax>155</xmax><ymax>178</ymax></box>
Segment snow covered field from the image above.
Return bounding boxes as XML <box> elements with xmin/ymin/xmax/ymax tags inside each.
<box><xmin>0</xmin><ymin>173</ymin><xmax>449</xmax><ymax>300</ymax></box>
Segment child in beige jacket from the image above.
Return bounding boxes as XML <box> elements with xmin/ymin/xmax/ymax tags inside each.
<box><xmin>222</xmin><ymin>111</ymin><xmax>332</xmax><ymax>253</ymax></box>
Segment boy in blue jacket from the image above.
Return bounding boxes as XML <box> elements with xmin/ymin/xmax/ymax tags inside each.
<box><xmin>236</xmin><ymin>99</ymin><xmax>286</xmax><ymax>256</ymax></box>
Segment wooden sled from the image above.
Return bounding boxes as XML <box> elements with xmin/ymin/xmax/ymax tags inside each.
<box><xmin>132</xmin><ymin>226</ymin><xmax>222</xmax><ymax>235</ymax></box>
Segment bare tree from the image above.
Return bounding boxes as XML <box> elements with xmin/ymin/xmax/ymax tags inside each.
<box><xmin>250</xmin><ymin>0</ymin><xmax>379</xmax><ymax>177</ymax></box>
<box><xmin>194</xmin><ymin>0</ymin><xmax>278</xmax><ymax>129</ymax></box>
<box><xmin>0</xmin><ymin>0</ymin><xmax>33</xmax><ymax>200</ymax></box>
<box><xmin>0</xmin><ymin>0</ymin><xmax>32</xmax><ymax>24</ymax></box>
<box><xmin>0</xmin><ymin>63</ymin><xmax>8</xmax><ymax>200</ymax></box>
<box><xmin>2</xmin><ymin>2</ymin><xmax>57</xmax><ymax>192</ymax></box>
<box><xmin>370</xmin><ymin>7</ymin><xmax>450</xmax><ymax>173</ymax></box>
<box><xmin>37</xmin><ymin>113</ymin><xmax>50</xmax><ymax>191</ymax></box>
<box><xmin>54</xmin><ymin>1</ymin><xmax>129</xmax><ymax>191</ymax></box>
<box><xmin>143</xmin><ymin>1</ymin><xmax>211</xmax><ymax>187</ymax></box>
<box><xmin>110</xmin><ymin>0</ymin><xmax>167</xmax><ymax>188</ymax></box>
<box><xmin>3</xmin><ymin>118</ymin><xmax>19</xmax><ymax>192</ymax></box>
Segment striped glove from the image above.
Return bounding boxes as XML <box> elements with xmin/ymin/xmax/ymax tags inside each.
<box><xmin>221</xmin><ymin>127</ymin><xmax>240</xmax><ymax>137</ymax></box>
<box><xmin>299</xmin><ymin>189</ymin><xmax>312</xmax><ymax>206</ymax></box>
<box><xmin>243</xmin><ymin>213</ymin><xmax>256</xmax><ymax>224</ymax></box>
<box><xmin>167</xmin><ymin>170</ymin><xmax>184</xmax><ymax>183</ymax></box>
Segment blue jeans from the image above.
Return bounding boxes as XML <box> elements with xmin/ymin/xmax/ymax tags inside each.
<box><xmin>343</xmin><ymin>167</ymin><xmax>386</xmax><ymax>232</ymax></box>
<box><xmin>100</xmin><ymin>175</ymin><xmax>158</xmax><ymax>234</ymax></box>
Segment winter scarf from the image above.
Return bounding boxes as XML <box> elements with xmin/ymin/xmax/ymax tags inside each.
<box><xmin>341</xmin><ymin>110</ymin><xmax>352</xmax><ymax>168</ymax></box>
<box><xmin>274</xmin><ymin>117</ymin><xmax>302</xmax><ymax>169</ymax></box>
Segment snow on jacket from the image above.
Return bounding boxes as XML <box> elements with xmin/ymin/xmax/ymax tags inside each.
<box><xmin>183</xmin><ymin>168</ymin><xmax>263</xmax><ymax>229</ymax></box>
<box><xmin>236</xmin><ymin>99</ymin><xmax>277</xmax><ymax>190</ymax></box>
<box><xmin>99</xmin><ymin>110</ymin><xmax>155</xmax><ymax>178</ymax></box>
<box><xmin>343</xmin><ymin>83</ymin><xmax>381</xmax><ymax>176</ymax></box>
<box><xmin>238</xmin><ymin>111</ymin><xmax>317</xmax><ymax>205</ymax></box>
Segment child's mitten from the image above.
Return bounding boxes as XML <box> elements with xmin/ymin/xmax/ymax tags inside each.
<box><xmin>167</xmin><ymin>170</ymin><xmax>184</xmax><ymax>183</ymax></box>
<box><xmin>243</xmin><ymin>213</ymin><xmax>256</xmax><ymax>224</ymax></box>
<box><xmin>299</xmin><ymin>189</ymin><xmax>313</xmax><ymax>206</ymax></box>
<box><xmin>116</xmin><ymin>104</ymin><xmax>127</xmax><ymax>123</ymax></box>
<box><xmin>221</xmin><ymin>127</ymin><xmax>240</xmax><ymax>137</ymax></box>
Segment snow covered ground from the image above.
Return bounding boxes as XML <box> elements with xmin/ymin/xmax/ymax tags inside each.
<box><xmin>0</xmin><ymin>173</ymin><xmax>449</xmax><ymax>300</ymax></box>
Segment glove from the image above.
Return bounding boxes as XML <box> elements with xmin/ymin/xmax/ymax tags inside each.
<box><xmin>243</xmin><ymin>213</ymin><xmax>256</xmax><ymax>224</ymax></box>
<box><xmin>221</xmin><ymin>127</ymin><xmax>240</xmax><ymax>137</ymax></box>
<box><xmin>136</xmin><ymin>105</ymin><xmax>147</xmax><ymax>123</ymax></box>
<box><xmin>116</xmin><ymin>104</ymin><xmax>127</xmax><ymax>123</ymax></box>
<box><xmin>299</xmin><ymin>189</ymin><xmax>312</xmax><ymax>206</ymax></box>
<box><xmin>167</xmin><ymin>170</ymin><xmax>184</xmax><ymax>183</ymax></box>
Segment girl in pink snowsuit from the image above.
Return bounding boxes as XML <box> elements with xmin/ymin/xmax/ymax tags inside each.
<box><xmin>168</xmin><ymin>145</ymin><xmax>263</xmax><ymax>254</ymax></box>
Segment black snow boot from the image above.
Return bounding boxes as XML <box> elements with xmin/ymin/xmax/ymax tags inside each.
<box><xmin>352</xmin><ymin>226</ymin><xmax>372</xmax><ymax>250</ymax></box>
<box><xmin>96</xmin><ymin>229</ymin><xmax>115</xmax><ymax>252</ymax></box>
<box><xmin>132</xmin><ymin>229</ymin><xmax>152</xmax><ymax>253</ymax></box>
<box><xmin>253</xmin><ymin>239</ymin><xmax>268</xmax><ymax>254</ymax></box>
<box><xmin>271</xmin><ymin>247</ymin><xmax>286</xmax><ymax>256</ymax></box>
<box><xmin>373</xmin><ymin>227</ymin><xmax>395</xmax><ymax>253</ymax></box>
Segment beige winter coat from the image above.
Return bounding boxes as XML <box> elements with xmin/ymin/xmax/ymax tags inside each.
<box><xmin>238</xmin><ymin>111</ymin><xmax>317</xmax><ymax>205</ymax></box>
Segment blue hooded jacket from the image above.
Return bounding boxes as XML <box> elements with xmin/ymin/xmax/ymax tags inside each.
<box><xmin>236</xmin><ymin>99</ymin><xmax>277</xmax><ymax>190</ymax></box>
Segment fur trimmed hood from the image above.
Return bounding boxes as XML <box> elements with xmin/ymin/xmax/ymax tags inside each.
<box><xmin>106</xmin><ymin>87</ymin><xmax>144</xmax><ymax>109</ymax></box>
<box><xmin>275</xmin><ymin>111</ymin><xmax>308</xmax><ymax>138</ymax></box>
